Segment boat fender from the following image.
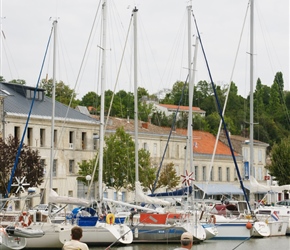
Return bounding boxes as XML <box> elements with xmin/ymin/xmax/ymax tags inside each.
<box><xmin>106</xmin><ymin>213</ymin><xmax>115</xmax><ymax>224</ymax></box>
<box><xmin>208</xmin><ymin>215</ymin><xmax>216</xmax><ymax>224</ymax></box>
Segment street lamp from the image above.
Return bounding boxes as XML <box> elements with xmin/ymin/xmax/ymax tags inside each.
<box><xmin>86</xmin><ymin>175</ymin><xmax>92</xmax><ymax>185</ymax></box>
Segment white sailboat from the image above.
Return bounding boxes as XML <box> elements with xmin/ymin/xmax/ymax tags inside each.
<box><xmin>64</xmin><ymin>0</ymin><xmax>133</xmax><ymax>246</ymax></box>
<box><xmin>124</xmin><ymin>4</ymin><xmax>206</xmax><ymax>243</ymax></box>
<box><xmin>196</xmin><ymin>0</ymin><xmax>270</xmax><ymax>239</ymax></box>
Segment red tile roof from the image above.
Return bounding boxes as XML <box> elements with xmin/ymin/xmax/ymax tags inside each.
<box><xmin>158</xmin><ymin>104</ymin><xmax>205</xmax><ymax>112</ymax></box>
<box><xmin>176</xmin><ymin>129</ymin><xmax>238</xmax><ymax>156</ymax></box>
<box><xmin>104</xmin><ymin>117</ymin><xmax>238</xmax><ymax>156</ymax></box>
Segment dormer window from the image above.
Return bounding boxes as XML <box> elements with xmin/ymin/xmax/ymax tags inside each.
<box><xmin>26</xmin><ymin>89</ymin><xmax>44</xmax><ymax>101</ymax></box>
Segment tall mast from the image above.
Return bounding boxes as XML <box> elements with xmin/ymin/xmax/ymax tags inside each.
<box><xmin>0</xmin><ymin>0</ymin><xmax>2</xmax><ymax>76</ymax></box>
<box><xmin>49</xmin><ymin>20</ymin><xmax>57</xmax><ymax>190</ymax></box>
<box><xmin>133</xmin><ymin>7</ymin><xmax>139</xmax><ymax>183</ymax></box>
<box><xmin>98</xmin><ymin>0</ymin><xmax>107</xmax><ymax>201</ymax></box>
<box><xmin>187</xmin><ymin>4</ymin><xmax>193</xmax><ymax>174</ymax></box>
<box><xmin>250</xmin><ymin>0</ymin><xmax>254</xmax><ymax>179</ymax></box>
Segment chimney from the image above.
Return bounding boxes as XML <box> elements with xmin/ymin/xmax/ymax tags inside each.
<box><xmin>141</xmin><ymin>122</ymin><xmax>148</xmax><ymax>129</ymax></box>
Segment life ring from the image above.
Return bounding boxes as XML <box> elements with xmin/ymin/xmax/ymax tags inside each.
<box><xmin>208</xmin><ymin>215</ymin><xmax>216</xmax><ymax>224</ymax></box>
<box><xmin>18</xmin><ymin>212</ymin><xmax>32</xmax><ymax>227</ymax></box>
<box><xmin>106</xmin><ymin>213</ymin><xmax>115</xmax><ymax>225</ymax></box>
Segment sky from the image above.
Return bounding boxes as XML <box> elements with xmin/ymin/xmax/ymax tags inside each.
<box><xmin>1</xmin><ymin>0</ymin><xmax>289</xmax><ymax>99</ymax></box>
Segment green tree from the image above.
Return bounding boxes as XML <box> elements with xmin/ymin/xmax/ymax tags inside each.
<box><xmin>267</xmin><ymin>137</ymin><xmax>290</xmax><ymax>185</ymax></box>
<box><xmin>81</xmin><ymin>91</ymin><xmax>100</xmax><ymax>113</ymax></box>
<box><xmin>158</xmin><ymin>162</ymin><xmax>180</xmax><ymax>190</ymax></box>
<box><xmin>103</xmin><ymin>127</ymin><xmax>151</xmax><ymax>192</ymax></box>
<box><xmin>9</xmin><ymin>79</ymin><xmax>26</xmax><ymax>85</ymax></box>
<box><xmin>77</xmin><ymin>156</ymin><xmax>98</xmax><ymax>185</ymax></box>
<box><xmin>0</xmin><ymin>135</ymin><xmax>44</xmax><ymax>197</ymax></box>
<box><xmin>40</xmin><ymin>79</ymin><xmax>78</xmax><ymax>107</ymax></box>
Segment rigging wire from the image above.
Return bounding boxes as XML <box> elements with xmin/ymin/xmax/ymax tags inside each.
<box><xmin>152</xmin><ymin>74</ymin><xmax>189</xmax><ymax>194</ymax></box>
<box><xmin>5</xmin><ymin>25</ymin><xmax>54</xmax><ymax>198</ymax></box>
<box><xmin>87</xmin><ymin>8</ymin><xmax>134</xmax><ymax>198</ymax></box>
<box><xmin>201</xmin><ymin>1</ymin><xmax>251</xmax><ymax>199</ymax></box>
<box><xmin>192</xmin><ymin>13</ymin><xmax>252</xmax><ymax>213</ymax></box>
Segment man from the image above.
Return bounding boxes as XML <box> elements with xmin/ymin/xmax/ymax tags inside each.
<box><xmin>174</xmin><ymin>232</ymin><xmax>193</xmax><ymax>250</ymax></box>
<box><xmin>63</xmin><ymin>226</ymin><xmax>89</xmax><ymax>250</ymax></box>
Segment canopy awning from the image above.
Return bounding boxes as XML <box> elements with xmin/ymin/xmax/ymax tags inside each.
<box><xmin>194</xmin><ymin>183</ymin><xmax>245</xmax><ymax>195</ymax></box>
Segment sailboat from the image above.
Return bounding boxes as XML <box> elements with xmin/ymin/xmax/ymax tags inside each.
<box><xmin>119</xmin><ymin>4</ymin><xmax>206</xmax><ymax>244</ymax></box>
<box><xmin>194</xmin><ymin>0</ymin><xmax>271</xmax><ymax>240</ymax></box>
<box><xmin>60</xmin><ymin>0</ymin><xmax>133</xmax><ymax>246</ymax></box>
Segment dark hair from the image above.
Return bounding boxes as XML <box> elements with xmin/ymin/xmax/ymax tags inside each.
<box><xmin>181</xmin><ymin>240</ymin><xmax>192</xmax><ymax>246</ymax></box>
<box><xmin>71</xmin><ymin>226</ymin><xmax>83</xmax><ymax>240</ymax></box>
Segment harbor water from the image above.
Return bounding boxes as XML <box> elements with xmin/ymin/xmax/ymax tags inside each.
<box><xmin>88</xmin><ymin>236</ymin><xmax>290</xmax><ymax>250</ymax></box>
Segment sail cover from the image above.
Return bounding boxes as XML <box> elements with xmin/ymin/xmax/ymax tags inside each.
<box><xmin>135</xmin><ymin>182</ymin><xmax>171</xmax><ymax>206</ymax></box>
<box><xmin>48</xmin><ymin>189</ymin><xmax>90</xmax><ymax>206</ymax></box>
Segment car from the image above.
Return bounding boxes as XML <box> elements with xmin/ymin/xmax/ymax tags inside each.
<box><xmin>276</xmin><ymin>200</ymin><xmax>290</xmax><ymax>206</ymax></box>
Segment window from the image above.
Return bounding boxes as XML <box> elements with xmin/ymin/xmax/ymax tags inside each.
<box><xmin>40</xmin><ymin>129</ymin><xmax>45</xmax><ymax>147</ymax></box>
<box><xmin>54</xmin><ymin>129</ymin><xmax>57</xmax><ymax>147</ymax></box>
<box><xmin>77</xmin><ymin>180</ymin><xmax>95</xmax><ymax>199</ymax></box>
<box><xmin>210</xmin><ymin>167</ymin><xmax>214</xmax><ymax>181</ymax></box>
<box><xmin>53</xmin><ymin>159</ymin><xmax>57</xmax><ymax>177</ymax></box>
<box><xmin>14</xmin><ymin>126</ymin><xmax>20</xmax><ymax>140</ymax></box>
<box><xmin>194</xmin><ymin>166</ymin><xmax>198</xmax><ymax>181</ymax></box>
<box><xmin>69</xmin><ymin>160</ymin><xmax>75</xmax><ymax>174</ymax></box>
<box><xmin>27</xmin><ymin>127</ymin><xmax>33</xmax><ymax>146</ymax></box>
<box><xmin>226</xmin><ymin>167</ymin><xmax>230</xmax><ymax>182</ymax></box>
<box><xmin>69</xmin><ymin>131</ymin><xmax>74</xmax><ymax>143</ymax></box>
<box><xmin>258</xmin><ymin>149</ymin><xmax>262</xmax><ymax>162</ymax></box>
<box><xmin>202</xmin><ymin>166</ymin><xmax>206</xmax><ymax>181</ymax></box>
<box><xmin>176</xmin><ymin>145</ymin><xmax>179</xmax><ymax>158</ymax></box>
<box><xmin>82</xmin><ymin>132</ymin><xmax>87</xmax><ymax>150</ymax></box>
<box><xmin>143</xmin><ymin>142</ymin><xmax>148</xmax><ymax>150</ymax></box>
<box><xmin>165</xmin><ymin>145</ymin><xmax>169</xmax><ymax>158</ymax></box>
<box><xmin>93</xmin><ymin>133</ymin><xmax>99</xmax><ymax>150</ymax></box>
<box><xmin>25</xmin><ymin>89</ymin><xmax>44</xmax><ymax>101</ymax></box>
<box><xmin>218</xmin><ymin>167</ymin><xmax>222</xmax><ymax>181</ymax></box>
<box><xmin>69</xmin><ymin>131</ymin><xmax>74</xmax><ymax>149</ymax></box>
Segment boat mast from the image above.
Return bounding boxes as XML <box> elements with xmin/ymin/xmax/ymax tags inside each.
<box><xmin>0</xmin><ymin>0</ymin><xmax>2</xmax><ymax>76</ymax></box>
<box><xmin>98</xmin><ymin>0</ymin><xmax>107</xmax><ymax>202</ymax></box>
<box><xmin>49</xmin><ymin>20</ymin><xmax>57</xmax><ymax>190</ymax></box>
<box><xmin>133</xmin><ymin>7</ymin><xmax>139</xmax><ymax>183</ymax></box>
<box><xmin>187</xmin><ymin>3</ymin><xmax>193</xmax><ymax>174</ymax></box>
<box><xmin>249</xmin><ymin>0</ymin><xmax>254</xmax><ymax>179</ymax></box>
<box><xmin>249</xmin><ymin>0</ymin><xmax>255</xmax><ymax>206</ymax></box>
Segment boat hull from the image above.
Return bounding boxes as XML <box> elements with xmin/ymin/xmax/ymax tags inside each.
<box><xmin>0</xmin><ymin>228</ymin><xmax>26</xmax><ymax>250</ymax></box>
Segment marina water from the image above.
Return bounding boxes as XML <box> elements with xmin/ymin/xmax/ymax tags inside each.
<box><xmin>88</xmin><ymin>236</ymin><xmax>290</xmax><ymax>250</ymax></box>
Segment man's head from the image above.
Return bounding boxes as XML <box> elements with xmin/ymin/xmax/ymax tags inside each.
<box><xmin>180</xmin><ymin>232</ymin><xmax>193</xmax><ymax>248</ymax></box>
<box><xmin>71</xmin><ymin>226</ymin><xmax>83</xmax><ymax>240</ymax></box>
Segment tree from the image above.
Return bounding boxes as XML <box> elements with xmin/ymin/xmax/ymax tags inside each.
<box><xmin>77</xmin><ymin>156</ymin><xmax>98</xmax><ymax>185</ymax></box>
<box><xmin>158</xmin><ymin>162</ymin><xmax>180</xmax><ymax>190</ymax></box>
<box><xmin>140</xmin><ymin>162</ymin><xmax>180</xmax><ymax>193</ymax></box>
<box><xmin>103</xmin><ymin>127</ymin><xmax>151</xmax><ymax>192</ymax></box>
<box><xmin>9</xmin><ymin>79</ymin><xmax>26</xmax><ymax>85</ymax></box>
<box><xmin>267</xmin><ymin>137</ymin><xmax>290</xmax><ymax>185</ymax></box>
<box><xmin>39</xmin><ymin>79</ymin><xmax>78</xmax><ymax>107</ymax></box>
<box><xmin>0</xmin><ymin>135</ymin><xmax>44</xmax><ymax>197</ymax></box>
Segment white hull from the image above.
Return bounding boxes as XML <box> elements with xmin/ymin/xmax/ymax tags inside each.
<box><xmin>25</xmin><ymin>223</ymin><xmax>71</xmax><ymax>248</ymax></box>
<box><xmin>129</xmin><ymin>213</ymin><xmax>206</xmax><ymax>243</ymax></box>
<box><xmin>251</xmin><ymin>221</ymin><xmax>270</xmax><ymax>237</ymax></box>
<box><xmin>79</xmin><ymin>222</ymin><xmax>133</xmax><ymax>245</ymax></box>
<box><xmin>208</xmin><ymin>215</ymin><xmax>252</xmax><ymax>240</ymax></box>
<box><xmin>0</xmin><ymin>228</ymin><xmax>26</xmax><ymax>250</ymax></box>
<box><xmin>202</xmin><ymin>223</ymin><xmax>218</xmax><ymax>240</ymax></box>
<box><xmin>266</xmin><ymin>220</ymin><xmax>288</xmax><ymax>236</ymax></box>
